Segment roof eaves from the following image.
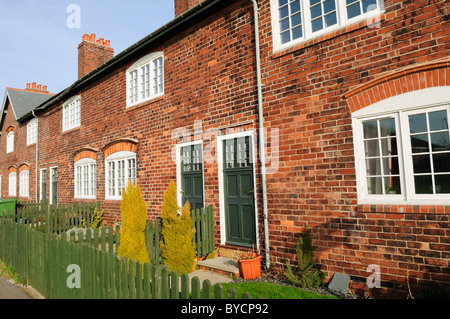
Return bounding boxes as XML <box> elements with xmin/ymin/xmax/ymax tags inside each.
<box><xmin>18</xmin><ymin>0</ymin><xmax>227</xmax><ymax>123</ymax></box>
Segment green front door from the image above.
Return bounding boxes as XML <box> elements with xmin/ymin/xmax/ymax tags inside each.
<box><xmin>223</xmin><ymin>136</ymin><xmax>256</xmax><ymax>247</ymax></box>
<box><xmin>180</xmin><ymin>144</ymin><xmax>203</xmax><ymax>211</ymax></box>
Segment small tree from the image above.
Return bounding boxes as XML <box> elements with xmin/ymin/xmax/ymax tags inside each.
<box><xmin>285</xmin><ymin>226</ymin><xmax>326</xmax><ymax>288</ymax></box>
<box><xmin>160</xmin><ymin>180</ymin><xmax>195</xmax><ymax>275</ymax></box>
<box><xmin>117</xmin><ymin>182</ymin><xmax>150</xmax><ymax>267</ymax></box>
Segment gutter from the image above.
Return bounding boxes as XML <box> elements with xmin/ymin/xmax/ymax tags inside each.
<box><xmin>250</xmin><ymin>0</ymin><xmax>270</xmax><ymax>270</ymax></box>
<box><xmin>31</xmin><ymin>110</ymin><xmax>38</xmax><ymax>201</ymax></box>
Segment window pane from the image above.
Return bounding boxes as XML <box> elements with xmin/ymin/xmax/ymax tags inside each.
<box><xmin>280</xmin><ymin>18</ymin><xmax>290</xmax><ymax>31</ymax></box>
<box><xmin>367</xmin><ymin>177</ymin><xmax>382</xmax><ymax>194</ymax></box>
<box><xmin>311</xmin><ymin>18</ymin><xmax>324</xmax><ymax>32</ymax></box>
<box><xmin>290</xmin><ymin>0</ymin><xmax>300</xmax><ymax>13</ymax></box>
<box><xmin>379</xmin><ymin>118</ymin><xmax>396</xmax><ymax>137</ymax></box>
<box><xmin>291</xmin><ymin>13</ymin><xmax>302</xmax><ymax>26</ymax></box>
<box><xmin>364</xmin><ymin>140</ymin><xmax>379</xmax><ymax>157</ymax></box>
<box><xmin>281</xmin><ymin>30</ymin><xmax>291</xmax><ymax>44</ymax></box>
<box><xmin>363</xmin><ymin>121</ymin><xmax>378</xmax><ymax>138</ymax></box>
<box><xmin>433</xmin><ymin>153</ymin><xmax>450</xmax><ymax>173</ymax></box>
<box><xmin>411</xmin><ymin>134</ymin><xmax>429</xmax><ymax>153</ymax></box>
<box><xmin>435</xmin><ymin>174</ymin><xmax>450</xmax><ymax>194</ymax></box>
<box><xmin>310</xmin><ymin>4</ymin><xmax>322</xmax><ymax>19</ymax></box>
<box><xmin>366</xmin><ymin>158</ymin><xmax>381</xmax><ymax>175</ymax></box>
<box><xmin>430</xmin><ymin>132</ymin><xmax>450</xmax><ymax>152</ymax></box>
<box><xmin>323</xmin><ymin>0</ymin><xmax>336</xmax><ymax>13</ymax></box>
<box><xmin>363</xmin><ymin>0</ymin><xmax>377</xmax><ymax>13</ymax></box>
<box><xmin>414</xmin><ymin>175</ymin><xmax>433</xmax><ymax>194</ymax></box>
<box><xmin>279</xmin><ymin>0</ymin><xmax>288</xmax><ymax>6</ymax></box>
<box><xmin>280</xmin><ymin>5</ymin><xmax>289</xmax><ymax>18</ymax></box>
<box><xmin>429</xmin><ymin>110</ymin><xmax>448</xmax><ymax>131</ymax></box>
<box><xmin>384</xmin><ymin>176</ymin><xmax>401</xmax><ymax>194</ymax></box>
<box><xmin>409</xmin><ymin>113</ymin><xmax>427</xmax><ymax>133</ymax></box>
<box><xmin>292</xmin><ymin>26</ymin><xmax>303</xmax><ymax>39</ymax></box>
<box><xmin>310</xmin><ymin>0</ymin><xmax>321</xmax><ymax>5</ymax></box>
<box><xmin>383</xmin><ymin>157</ymin><xmax>399</xmax><ymax>175</ymax></box>
<box><xmin>324</xmin><ymin>12</ymin><xmax>337</xmax><ymax>27</ymax></box>
<box><xmin>347</xmin><ymin>2</ymin><xmax>361</xmax><ymax>19</ymax></box>
<box><xmin>381</xmin><ymin>138</ymin><xmax>398</xmax><ymax>156</ymax></box>
<box><xmin>412</xmin><ymin>154</ymin><xmax>431</xmax><ymax>173</ymax></box>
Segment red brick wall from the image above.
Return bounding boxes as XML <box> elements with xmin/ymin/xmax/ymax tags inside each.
<box><xmin>256</xmin><ymin>0</ymin><xmax>450</xmax><ymax>297</ymax></box>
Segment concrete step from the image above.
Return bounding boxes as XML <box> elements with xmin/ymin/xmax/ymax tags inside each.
<box><xmin>197</xmin><ymin>257</ymin><xmax>240</xmax><ymax>278</ymax></box>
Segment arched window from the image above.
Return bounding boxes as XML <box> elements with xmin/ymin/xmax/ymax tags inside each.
<box><xmin>19</xmin><ymin>170</ymin><xmax>29</xmax><ymax>198</ymax></box>
<box><xmin>105</xmin><ymin>151</ymin><xmax>136</xmax><ymax>200</ymax></box>
<box><xmin>8</xmin><ymin>172</ymin><xmax>16</xmax><ymax>197</ymax></box>
<box><xmin>352</xmin><ymin>87</ymin><xmax>450</xmax><ymax>204</ymax></box>
<box><xmin>6</xmin><ymin>131</ymin><xmax>14</xmax><ymax>154</ymax></box>
<box><xmin>75</xmin><ymin>158</ymin><xmax>96</xmax><ymax>199</ymax></box>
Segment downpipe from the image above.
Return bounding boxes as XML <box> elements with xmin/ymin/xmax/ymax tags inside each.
<box><xmin>32</xmin><ymin>110</ymin><xmax>39</xmax><ymax>202</ymax></box>
<box><xmin>250</xmin><ymin>0</ymin><xmax>270</xmax><ymax>270</ymax></box>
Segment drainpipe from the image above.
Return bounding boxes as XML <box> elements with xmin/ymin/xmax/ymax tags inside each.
<box><xmin>32</xmin><ymin>110</ymin><xmax>38</xmax><ymax>202</ymax></box>
<box><xmin>250</xmin><ymin>0</ymin><xmax>270</xmax><ymax>270</ymax></box>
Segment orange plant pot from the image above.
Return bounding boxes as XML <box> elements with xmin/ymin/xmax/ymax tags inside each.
<box><xmin>238</xmin><ymin>254</ymin><xmax>261</xmax><ymax>280</ymax></box>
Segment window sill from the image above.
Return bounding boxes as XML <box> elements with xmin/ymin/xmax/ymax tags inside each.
<box><xmin>62</xmin><ymin>126</ymin><xmax>81</xmax><ymax>135</ymax></box>
<box><xmin>356</xmin><ymin>202</ymin><xmax>450</xmax><ymax>214</ymax></box>
<box><xmin>272</xmin><ymin>12</ymin><xmax>386</xmax><ymax>59</ymax></box>
<box><xmin>125</xmin><ymin>94</ymin><xmax>165</xmax><ymax>112</ymax></box>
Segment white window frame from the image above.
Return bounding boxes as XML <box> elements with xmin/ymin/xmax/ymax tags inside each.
<box><xmin>126</xmin><ymin>52</ymin><xmax>164</xmax><ymax>108</ymax></box>
<box><xmin>270</xmin><ymin>0</ymin><xmax>385</xmax><ymax>52</ymax></box>
<box><xmin>6</xmin><ymin>131</ymin><xmax>14</xmax><ymax>154</ymax></box>
<box><xmin>74</xmin><ymin>158</ymin><xmax>97</xmax><ymax>199</ymax></box>
<box><xmin>105</xmin><ymin>151</ymin><xmax>137</xmax><ymax>200</ymax></box>
<box><xmin>19</xmin><ymin>170</ymin><xmax>29</xmax><ymax>198</ymax></box>
<box><xmin>27</xmin><ymin>118</ymin><xmax>38</xmax><ymax>145</ymax></box>
<box><xmin>40</xmin><ymin>168</ymin><xmax>47</xmax><ymax>201</ymax></box>
<box><xmin>352</xmin><ymin>86</ymin><xmax>450</xmax><ymax>205</ymax></box>
<box><xmin>62</xmin><ymin>95</ymin><xmax>81</xmax><ymax>132</ymax></box>
<box><xmin>8</xmin><ymin>172</ymin><xmax>16</xmax><ymax>197</ymax></box>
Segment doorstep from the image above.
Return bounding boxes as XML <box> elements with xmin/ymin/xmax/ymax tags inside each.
<box><xmin>197</xmin><ymin>257</ymin><xmax>240</xmax><ymax>278</ymax></box>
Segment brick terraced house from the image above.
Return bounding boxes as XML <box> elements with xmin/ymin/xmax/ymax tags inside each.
<box><xmin>0</xmin><ymin>0</ymin><xmax>449</xmax><ymax>297</ymax></box>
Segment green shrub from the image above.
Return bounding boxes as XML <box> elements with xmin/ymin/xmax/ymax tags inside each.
<box><xmin>117</xmin><ymin>182</ymin><xmax>150</xmax><ymax>267</ymax></box>
<box><xmin>285</xmin><ymin>226</ymin><xmax>326</xmax><ymax>288</ymax></box>
<box><xmin>160</xmin><ymin>180</ymin><xmax>196</xmax><ymax>275</ymax></box>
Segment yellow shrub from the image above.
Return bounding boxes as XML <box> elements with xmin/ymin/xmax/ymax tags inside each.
<box><xmin>117</xmin><ymin>182</ymin><xmax>150</xmax><ymax>267</ymax></box>
<box><xmin>160</xmin><ymin>180</ymin><xmax>195</xmax><ymax>275</ymax></box>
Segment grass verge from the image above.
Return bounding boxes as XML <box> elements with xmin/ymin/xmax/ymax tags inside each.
<box><xmin>210</xmin><ymin>281</ymin><xmax>339</xmax><ymax>299</ymax></box>
<box><xmin>0</xmin><ymin>259</ymin><xmax>22</xmax><ymax>285</ymax></box>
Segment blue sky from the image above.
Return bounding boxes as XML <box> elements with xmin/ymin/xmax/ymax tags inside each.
<box><xmin>0</xmin><ymin>0</ymin><xmax>174</xmax><ymax>97</ymax></box>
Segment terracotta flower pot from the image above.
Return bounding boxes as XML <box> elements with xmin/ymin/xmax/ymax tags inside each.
<box><xmin>238</xmin><ymin>253</ymin><xmax>261</xmax><ymax>280</ymax></box>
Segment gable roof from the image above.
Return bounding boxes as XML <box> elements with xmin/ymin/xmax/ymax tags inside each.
<box><xmin>0</xmin><ymin>88</ymin><xmax>54</xmax><ymax>131</ymax></box>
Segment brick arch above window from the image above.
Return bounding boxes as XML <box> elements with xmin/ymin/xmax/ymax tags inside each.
<box><xmin>102</xmin><ymin>138</ymin><xmax>138</xmax><ymax>159</ymax></box>
<box><xmin>8</xmin><ymin>166</ymin><xmax>17</xmax><ymax>174</ymax></box>
<box><xmin>18</xmin><ymin>164</ymin><xmax>30</xmax><ymax>173</ymax></box>
<box><xmin>72</xmin><ymin>147</ymin><xmax>98</xmax><ymax>163</ymax></box>
<box><xmin>6</xmin><ymin>126</ymin><xmax>14</xmax><ymax>134</ymax></box>
<box><xmin>343</xmin><ymin>59</ymin><xmax>450</xmax><ymax>113</ymax></box>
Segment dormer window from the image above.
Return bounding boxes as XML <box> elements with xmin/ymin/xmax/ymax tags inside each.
<box><xmin>63</xmin><ymin>95</ymin><xmax>81</xmax><ymax>132</ymax></box>
<box><xmin>126</xmin><ymin>52</ymin><xmax>164</xmax><ymax>108</ymax></box>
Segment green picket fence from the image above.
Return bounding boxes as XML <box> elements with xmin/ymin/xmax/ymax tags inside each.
<box><xmin>0</xmin><ymin>213</ymin><xmax>252</xmax><ymax>299</ymax></box>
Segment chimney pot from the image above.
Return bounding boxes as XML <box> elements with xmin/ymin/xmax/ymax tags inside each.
<box><xmin>82</xmin><ymin>34</ymin><xmax>89</xmax><ymax>41</ymax></box>
<box><xmin>89</xmin><ymin>33</ymin><xmax>96</xmax><ymax>42</ymax></box>
<box><xmin>37</xmin><ymin>84</ymin><xmax>42</xmax><ymax>90</ymax></box>
<box><xmin>26</xmin><ymin>83</ymin><xmax>31</xmax><ymax>89</ymax></box>
<box><xmin>32</xmin><ymin>82</ymin><xmax>36</xmax><ymax>89</ymax></box>
<box><xmin>105</xmin><ymin>40</ymin><xmax>110</xmax><ymax>47</ymax></box>
<box><xmin>43</xmin><ymin>86</ymin><xmax>47</xmax><ymax>91</ymax></box>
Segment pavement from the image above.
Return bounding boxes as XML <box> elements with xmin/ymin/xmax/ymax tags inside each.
<box><xmin>0</xmin><ymin>276</ymin><xmax>39</xmax><ymax>299</ymax></box>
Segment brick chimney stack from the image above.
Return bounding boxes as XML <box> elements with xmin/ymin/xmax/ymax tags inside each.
<box><xmin>78</xmin><ymin>33</ymin><xmax>114</xmax><ymax>79</ymax></box>
<box><xmin>25</xmin><ymin>82</ymin><xmax>49</xmax><ymax>93</ymax></box>
<box><xmin>174</xmin><ymin>0</ymin><xmax>203</xmax><ymax>17</ymax></box>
